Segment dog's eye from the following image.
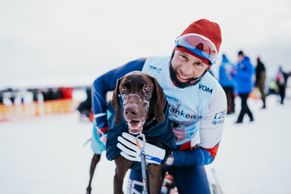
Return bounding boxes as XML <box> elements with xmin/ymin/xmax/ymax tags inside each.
<box><xmin>143</xmin><ymin>101</ymin><xmax>150</xmax><ymax>108</ymax></box>
<box><xmin>120</xmin><ymin>85</ymin><xmax>126</xmax><ymax>93</ymax></box>
<box><xmin>143</xmin><ymin>84</ymin><xmax>150</xmax><ymax>92</ymax></box>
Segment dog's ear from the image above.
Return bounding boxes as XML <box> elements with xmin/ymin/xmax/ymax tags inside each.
<box><xmin>151</xmin><ymin>77</ymin><xmax>166</xmax><ymax>122</ymax></box>
<box><xmin>112</xmin><ymin>78</ymin><xmax>123</xmax><ymax>123</ymax></box>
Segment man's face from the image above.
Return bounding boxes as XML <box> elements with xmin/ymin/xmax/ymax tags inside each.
<box><xmin>171</xmin><ymin>50</ymin><xmax>210</xmax><ymax>83</ymax></box>
<box><xmin>238</xmin><ymin>55</ymin><xmax>244</xmax><ymax>62</ymax></box>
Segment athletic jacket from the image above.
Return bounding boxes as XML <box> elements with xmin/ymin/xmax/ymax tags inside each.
<box><xmin>92</xmin><ymin>56</ymin><xmax>227</xmax><ymax>166</ymax></box>
<box><xmin>219</xmin><ymin>55</ymin><xmax>235</xmax><ymax>88</ymax></box>
<box><xmin>233</xmin><ymin>56</ymin><xmax>254</xmax><ymax>94</ymax></box>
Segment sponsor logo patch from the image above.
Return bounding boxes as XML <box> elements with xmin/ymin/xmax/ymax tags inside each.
<box><xmin>169</xmin><ymin>104</ymin><xmax>199</xmax><ymax>120</ymax></box>
<box><xmin>212</xmin><ymin>111</ymin><xmax>226</xmax><ymax>125</ymax></box>
<box><xmin>166</xmin><ymin>95</ymin><xmax>181</xmax><ymax>104</ymax></box>
<box><xmin>198</xmin><ymin>83</ymin><xmax>213</xmax><ymax>94</ymax></box>
<box><xmin>149</xmin><ymin>65</ymin><xmax>162</xmax><ymax>72</ymax></box>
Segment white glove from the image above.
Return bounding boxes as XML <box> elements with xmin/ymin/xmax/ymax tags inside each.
<box><xmin>117</xmin><ymin>132</ymin><xmax>166</xmax><ymax>164</ymax></box>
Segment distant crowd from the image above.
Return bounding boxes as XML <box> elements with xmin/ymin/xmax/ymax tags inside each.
<box><xmin>0</xmin><ymin>87</ymin><xmax>74</xmax><ymax>105</ymax></box>
<box><xmin>218</xmin><ymin>50</ymin><xmax>291</xmax><ymax>124</ymax></box>
<box><xmin>1</xmin><ymin>51</ymin><xmax>290</xmax><ymax>124</ymax></box>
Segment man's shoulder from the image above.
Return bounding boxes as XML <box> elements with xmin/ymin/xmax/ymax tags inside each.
<box><xmin>202</xmin><ymin>73</ymin><xmax>222</xmax><ymax>89</ymax></box>
<box><xmin>142</xmin><ymin>56</ymin><xmax>170</xmax><ymax>74</ymax></box>
<box><xmin>145</xmin><ymin>56</ymin><xmax>170</xmax><ymax>64</ymax></box>
<box><xmin>200</xmin><ymin>73</ymin><xmax>226</xmax><ymax>99</ymax></box>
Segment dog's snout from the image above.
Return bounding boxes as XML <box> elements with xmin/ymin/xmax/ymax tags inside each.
<box><xmin>125</xmin><ymin>104</ymin><xmax>139</xmax><ymax>116</ymax></box>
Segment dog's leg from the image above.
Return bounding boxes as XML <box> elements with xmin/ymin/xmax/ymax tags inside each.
<box><xmin>86</xmin><ymin>154</ymin><xmax>101</xmax><ymax>194</ymax></box>
<box><xmin>148</xmin><ymin>164</ymin><xmax>163</xmax><ymax>194</ymax></box>
<box><xmin>114</xmin><ymin>156</ymin><xmax>133</xmax><ymax>194</ymax></box>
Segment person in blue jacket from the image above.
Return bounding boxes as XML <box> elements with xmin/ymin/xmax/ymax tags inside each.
<box><xmin>233</xmin><ymin>50</ymin><xmax>254</xmax><ymax>123</ymax></box>
<box><xmin>219</xmin><ymin>53</ymin><xmax>236</xmax><ymax>114</ymax></box>
<box><xmin>91</xmin><ymin>19</ymin><xmax>227</xmax><ymax>194</ymax></box>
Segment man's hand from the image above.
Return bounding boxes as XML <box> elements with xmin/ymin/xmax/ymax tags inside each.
<box><xmin>117</xmin><ymin>132</ymin><xmax>166</xmax><ymax>164</ymax></box>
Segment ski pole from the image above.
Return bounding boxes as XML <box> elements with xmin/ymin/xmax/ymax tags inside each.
<box><xmin>137</xmin><ymin>133</ymin><xmax>148</xmax><ymax>194</ymax></box>
<box><xmin>211</xmin><ymin>168</ymin><xmax>223</xmax><ymax>194</ymax></box>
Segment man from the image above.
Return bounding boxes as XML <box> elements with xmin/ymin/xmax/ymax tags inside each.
<box><xmin>91</xmin><ymin>19</ymin><xmax>226</xmax><ymax>194</ymax></box>
<box><xmin>276</xmin><ymin>66</ymin><xmax>291</xmax><ymax>104</ymax></box>
<box><xmin>255</xmin><ymin>57</ymin><xmax>267</xmax><ymax>108</ymax></box>
<box><xmin>219</xmin><ymin>53</ymin><xmax>236</xmax><ymax>114</ymax></box>
<box><xmin>233</xmin><ymin>50</ymin><xmax>254</xmax><ymax>123</ymax></box>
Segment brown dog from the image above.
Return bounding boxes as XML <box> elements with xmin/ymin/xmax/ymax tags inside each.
<box><xmin>86</xmin><ymin>71</ymin><xmax>175</xmax><ymax>194</ymax></box>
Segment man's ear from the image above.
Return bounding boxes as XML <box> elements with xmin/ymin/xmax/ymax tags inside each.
<box><xmin>112</xmin><ymin>78</ymin><xmax>123</xmax><ymax>123</ymax></box>
<box><xmin>150</xmin><ymin>77</ymin><xmax>166</xmax><ymax>122</ymax></box>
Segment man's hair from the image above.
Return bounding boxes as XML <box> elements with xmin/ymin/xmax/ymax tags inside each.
<box><xmin>238</xmin><ymin>50</ymin><xmax>244</xmax><ymax>56</ymax></box>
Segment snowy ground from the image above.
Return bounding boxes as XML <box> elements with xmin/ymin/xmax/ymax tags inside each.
<box><xmin>0</xmin><ymin>95</ymin><xmax>291</xmax><ymax>194</ymax></box>
<box><xmin>214</xmin><ymin>95</ymin><xmax>291</xmax><ymax>194</ymax></box>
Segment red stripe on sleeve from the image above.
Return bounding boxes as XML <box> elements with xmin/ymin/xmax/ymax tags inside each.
<box><xmin>205</xmin><ymin>144</ymin><xmax>219</xmax><ymax>158</ymax></box>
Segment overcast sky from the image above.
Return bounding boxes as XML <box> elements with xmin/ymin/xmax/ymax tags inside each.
<box><xmin>1</xmin><ymin>0</ymin><xmax>291</xmax><ymax>88</ymax></box>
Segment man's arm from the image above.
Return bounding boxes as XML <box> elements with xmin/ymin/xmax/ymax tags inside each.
<box><xmin>167</xmin><ymin>144</ymin><xmax>219</xmax><ymax>166</ymax></box>
<box><xmin>168</xmin><ymin>84</ymin><xmax>227</xmax><ymax>167</ymax></box>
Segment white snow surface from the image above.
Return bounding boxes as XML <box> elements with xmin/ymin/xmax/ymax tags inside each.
<box><xmin>0</xmin><ymin>95</ymin><xmax>291</xmax><ymax>194</ymax></box>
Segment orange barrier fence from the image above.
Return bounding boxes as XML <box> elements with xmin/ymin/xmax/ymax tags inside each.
<box><xmin>0</xmin><ymin>99</ymin><xmax>79</xmax><ymax>122</ymax></box>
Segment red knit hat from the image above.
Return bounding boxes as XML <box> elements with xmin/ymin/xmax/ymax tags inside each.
<box><xmin>175</xmin><ymin>19</ymin><xmax>222</xmax><ymax>65</ymax></box>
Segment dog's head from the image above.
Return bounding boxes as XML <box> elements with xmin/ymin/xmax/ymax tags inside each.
<box><xmin>112</xmin><ymin>71</ymin><xmax>166</xmax><ymax>134</ymax></box>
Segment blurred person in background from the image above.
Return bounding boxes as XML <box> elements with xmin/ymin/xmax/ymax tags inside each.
<box><xmin>255</xmin><ymin>56</ymin><xmax>267</xmax><ymax>108</ymax></box>
<box><xmin>275</xmin><ymin>66</ymin><xmax>291</xmax><ymax>104</ymax></box>
<box><xmin>0</xmin><ymin>91</ymin><xmax>3</xmax><ymax>104</ymax></box>
<box><xmin>77</xmin><ymin>87</ymin><xmax>92</xmax><ymax>121</ymax></box>
<box><xmin>59</xmin><ymin>87</ymin><xmax>73</xmax><ymax>99</ymax></box>
<box><xmin>267</xmin><ymin>78</ymin><xmax>279</xmax><ymax>95</ymax></box>
<box><xmin>219</xmin><ymin>53</ymin><xmax>236</xmax><ymax>114</ymax></box>
<box><xmin>233</xmin><ymin>50</ymin><xmax>254</xmax><ymax>124</ymax></box>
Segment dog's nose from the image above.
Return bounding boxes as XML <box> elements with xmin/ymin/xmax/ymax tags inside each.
<box><xmin>125</xmin><ymin>104</ymin><xmax>139</xmax><ymax>117</ymax></box>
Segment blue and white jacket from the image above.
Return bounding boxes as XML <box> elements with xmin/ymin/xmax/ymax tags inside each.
<box><xmin>92</xmin><ymin>56</ymin><xmax>227</xmax><ymax>166</ymax></box>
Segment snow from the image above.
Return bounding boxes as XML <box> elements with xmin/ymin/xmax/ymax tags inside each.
<box><xmin>1</xmin><ymin>95</ymin><xmax>291</xmax><ymax>194</ymax></box>
<box><xmin>214</xmin><ymin>95</ymin><xmax>291</xmax><ymax>194</ymax></box>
